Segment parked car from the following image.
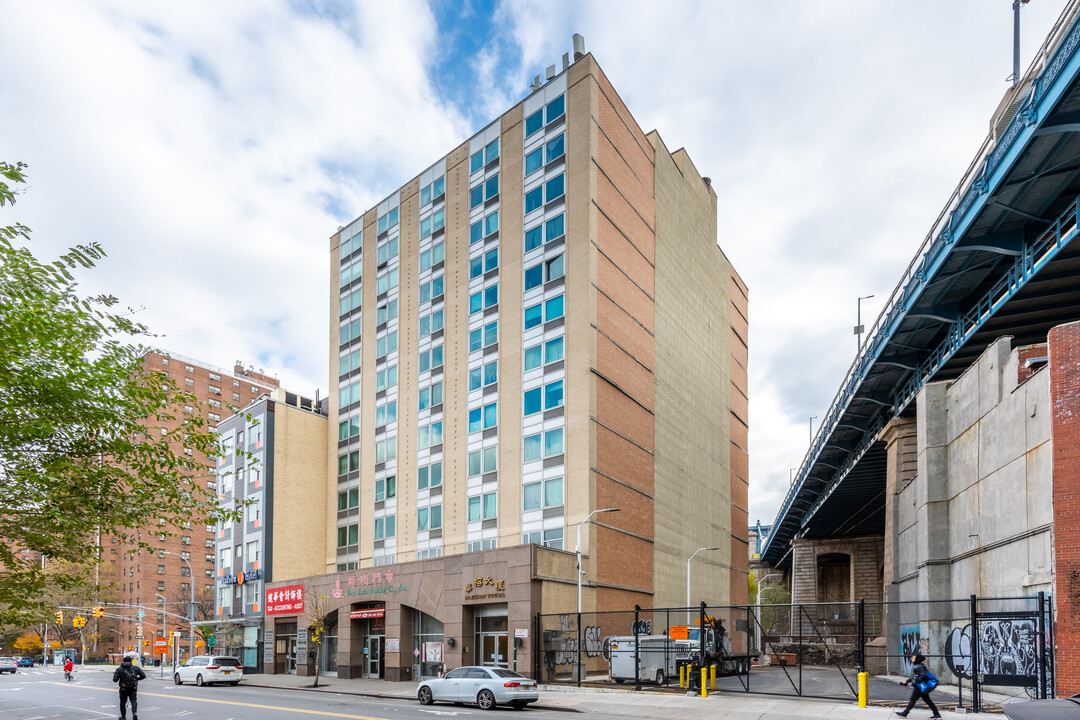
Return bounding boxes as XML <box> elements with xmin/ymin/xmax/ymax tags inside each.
<box><xmin>172</xmin><ymin>655</ymin><xmax>243</xmax><ymax>686</ymax></box>
<box><xmin>1004</xmin><ymin>695</ymin><xmax>1080</xmax><ymax>719</ymax></box>
<box><xmin>416</xmin><ymin>666</ymin><xmax>538</xmax><ymax>710</ymax></box>
<box><xmin>0</xmin><ymin>657</ymin><xmax>17</xmax><ymax>674</ymax></box>
<box><xmin>17</xmin><ymin>657</ymin><xmax>33</xmax><ymax>667</ymax></box>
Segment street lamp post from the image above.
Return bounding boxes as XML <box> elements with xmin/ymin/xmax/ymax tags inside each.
<box><xmin>686</xmin><ymin>547</ymin><xmax>720</xmax><ymax>623</ymax></box>
<box><xmin>575</xmin><ymin>508</ymin><xmax>620</xmax><ymax>615</ymax></box>
<box><xmin>161</xmin><ymin>549</ymin><xmax>195</xmax><ymax>660</ymax></box>
<box><xmin>574</xmin><ymin>507</ymin><xmax>619</xmax><ymax>682</ymax></box>
<box><xmin>155</xmin><ymin>594</ymin><xmax>167</xmax><ymax>679</ymax></box>
<box><xmin>854</xmin><ymin>294</ymin><xmax>874</xmax><ymax>352</ymax></box>
<box><xmin>754</xmin><ymin>572</ymin><xmax>782</xmax><ymax>659</ymax></box>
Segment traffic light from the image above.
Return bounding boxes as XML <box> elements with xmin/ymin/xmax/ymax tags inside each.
<box><xmin>73</xmin><ymin>616</ymin><xmax>86</xmax><ymax>628</ymax></box>
<box><xmin>92</xmin><ymin>606</ymin><xmax>104</xmax><ymax>618</ymax></box>
<box><xmin>54</xmin><ymin>611</ymin><xmax>63</xmax><ymax>624</ymax></box>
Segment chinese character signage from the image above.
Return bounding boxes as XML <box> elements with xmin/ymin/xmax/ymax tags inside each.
<box><xmin>464</xmin><ymin>576</ymin><xmax>505</xmax><ymax>599</ymax></box>
<box><xmin>266</xmin><ymin>584</ymin><xmax>305</xmax><ymax>615</ymax></box>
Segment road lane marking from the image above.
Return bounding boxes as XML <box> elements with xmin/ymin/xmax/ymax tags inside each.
<box><xmin>43</xmin><ymin>683</ymin><xmax>396</xmax><ymax>719</ymax></box>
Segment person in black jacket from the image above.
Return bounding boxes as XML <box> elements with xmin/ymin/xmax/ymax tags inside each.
<box><xmin>112</xmin><ymin>652</ymin><xmax>147</xmax><ymax>720</ymax></box>
<box><xmin>896</xmin><ymin>652</ymin><xmax>941</xmax><ymax>718</ymax></box>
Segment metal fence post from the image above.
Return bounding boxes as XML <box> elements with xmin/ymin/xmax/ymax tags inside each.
<box><xmin>634</xmin><ymin>605</ymin><xmax>641</xmax><ymax>692</ymax></box>
<box><xmin>1037</xmin><ymin>591</ymin><xmax>1047</xmax><ymax>699</ymax></box>
<box><xmin>534</xmin><ymin>613</ymin><xmax>541</xmax><ymax>681</ymax></box>
<box><xmin>970</xmin><ymin>594</ymin><xmax>980</xmax><ymax>713</ymax></box>
<box><xmin>576</xmin><ymin>610</ymin><xmax>582</xmax><ymax>688</ymax></box>
<box><xmin>857</xmin><ymin>599</ymin><xmax>865</xmax><ymax>671</ymax></box>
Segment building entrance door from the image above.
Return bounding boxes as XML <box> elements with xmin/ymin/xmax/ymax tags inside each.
<box><xmin>479</xmin><ymin>633</ymin><xmax>508</xmax><ymax>668</ymax></box>
<box><xmin>285</xmin><ymin>637</ymin><xmax>297</xmax><ymax>673</ymax></box>
<box><xmin>365</xmin><ymin>636</ymin><xmax>382</xmax><ymax>678</ymax></box>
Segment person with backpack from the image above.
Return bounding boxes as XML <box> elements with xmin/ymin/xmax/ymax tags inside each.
<box><xmin>895</xmin><ymin>652</ymin><xmax>942</xmax><ymax>719</ymax></box>
<box><xmin>63</xmin><ymin>656</ymin><xmax>73</xmax><ymax>681</ymax></box>
<box><xmin>112</xmin><ymin>651</ymin><xmax>147</xmax><ymax>720</ymax></box>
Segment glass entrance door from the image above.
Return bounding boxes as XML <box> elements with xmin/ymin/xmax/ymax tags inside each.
<box><xmin>365</xmin><ymin>636</ymin><xmax>382</xmax><ymax>678</ymax></box>
<box><xmin>479</xmin><ymin>633</ymin><xmax>508</xmax><ymax>668</ymax></box>
<box><xmin>285</xmin><ymin>637</ymin><xmax>297</xmax><ymax>673</ymax></box>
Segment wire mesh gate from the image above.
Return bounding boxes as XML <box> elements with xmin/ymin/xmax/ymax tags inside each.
<box><xmin>535</xmin><ymin>592</ymin><xmax>1053</xmax><ymax>711</ymax></box>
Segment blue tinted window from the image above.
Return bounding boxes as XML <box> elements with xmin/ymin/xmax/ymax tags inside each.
<box><xmin>525</xmin><ymin>109</ymin><xmax>543</xmax><ymax>137</ymax></box>
<box><xmin>432</xmin><ymin>345</ymin><xmax>443</xmax><ymax>367</ymax></box>
<box><xmin>524</xmin><ymin>388</ymin><xmax>542</xmax><ymax>415</ymax></box>
<box><xmin>525</xmin><ymin>148</ymin><xmax>543</xmax><ymax>175</ymax></box>
<box><xmin>471</xmin><ymin>220</ymin><xmax>483</xmax><ymax>244</ymax></box>
<box><xmin>468</xmin><ymin>408</ymin><xmax>482</xmax><ymax>433</ymax></box>
<box><xmin>545</xmin><ymin>337</ymin><xmax>564</xmax><ymax>363</ymax></box>
<box><xmin>469</xmin><ymin>368</ymin><xmax>482</xmax><ymax>391</ymax></box>
<box><xmin>545</xmin><ymin>294</ymin><xmax>564</xmax><ymax>320</ymax></box>
<box><xmin>525</xmin><ymin>226</ymin><xmax>542</xmax><ymax>252</ymax></box>
<box><xmin>546</xmin><ymin>174</ymin><xmax>565</xmax><ymax>201</ymax></box>
<box><xmin>484</xmin><ymin>321</ymin><xmax>498</xmax><ymax>346</ymax></box>
<box><xmin>546</xmin><ymin>134</ymin><xmax>564</xmax><ymax>162</ymax></box>
<box><xmin>470</xmin><ymin>292</ymin><xmax>483</xmax><ymax>315</ymax></box>
<box><xmin>470</xmin><ymin>256</ymin><xmax>484</xmax><ymax>279</ymax></box>
<box><xmin>524</xmin><ymin>264</ymin><xmax>543</xmax><ymax>291</ymax></box>
<box><xmin>483</xmin><ymin>402</ymin><xmax>497</xmax><ymax>428</ymax></box>
<box><xmin>484</xmin><ymin>361</ymin><xmax>498</xmax><ymax>385</ymax></box>
<box><xmin>486</xmin><ymin>139</ymin><xmax>499</xmax><ymax>164</ymax></box>
<box><xmin>545</xmin><ymin>380</ymin><xmax>564</xmax><ymax>409</ymax></box>
<box><xmin>546</xmin><ymin>94</ymin><xmax>565</xmax><ymax>123</ymax></box>
<box><xmin>470</xmin><ymin>184</ymin><xmax>484</xmax><ymax>208</ymax></box>
<box><xmin>524</xmin><ymin>187</ymin><xmax>543</xmax><ymax>213</ymax></box>
<box><xmin>484</xmin><ymin>248</ymin><xmax>498</xmax><ymax>271</ymax></box>
<box><xmin>485</xmin><ymin>174</ymin><xmax>499</xmax><ymax>199</ymax></box>
<box><xmin>469</xmin><ymin>329</ymin><xmax>482</xmax><ymax>352</ymax></box>
<box><xmin>470</xmin><ymin>150</ymin><xmax>484</xmax><ymax>173</ymax></box>
<box><xmin>524</xmin><ymin>345</ymin><xmax>542</xmax><ymax>370</ymax></box>
<box><xmin>484</xmin><ymin>211</ymin><xmax>499</xmax><ymax>236</ymax></box>
<box><xmin>421</xmin><ymin>184</ymin><xmax>432</xmax><ymax>206</ymax></box>
<box><xmin>433</xmin><ymin>176</ymin><xmax>445</xmax><ymax>197</ymax></box>
<box><xmin>484</xmin><ymin>284</ymin><xmax>498</xmax><ymax>308</ymax></box>
<box><xmin>432</xmin><ymin>277</ymin><xmax>444</xmax><ymax>297</ymax></box>
<box><xmin>546</xmin><ymin>214</ymin><xmax>564</xmax><ymax>241</ymax></box>
<box><xmin>524</xmin><ymin>303</ymin><xmax>542</xmax><ymax>329</ymax></box>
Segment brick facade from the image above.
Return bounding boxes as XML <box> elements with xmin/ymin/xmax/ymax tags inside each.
<box><xmin>1050</xmin><ymin>321</ymin><xmax>1080</xmax><ymax>695</ymax></box>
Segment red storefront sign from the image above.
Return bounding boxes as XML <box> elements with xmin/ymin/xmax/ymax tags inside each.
<box><xmin>266</xmin><ymin>584</ymin><xmax>305</xmax><ymax>615</ymax></box>
<box><xmin>350</xmin><ymin>608</ymin><xmax>386</xmax><ymax>620</ymax></box>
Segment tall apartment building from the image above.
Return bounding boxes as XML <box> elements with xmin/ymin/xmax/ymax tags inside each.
<box><xmin>110</xmin><ymin>352</ymin><xmax>280</xmax><ymax>660</ymax></box>
<box><xmin>265</xmin><ymin>47</ymin><xmax>748</xmax><ymax>681</ymax></box>
<box><xmin>211</xmin><ymin>387</ymin><xmax>327</xmax><ymax>670</ymax></box>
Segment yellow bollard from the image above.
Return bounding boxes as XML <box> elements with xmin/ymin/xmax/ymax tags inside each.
<box><xmin>710</xmin><ymin>664</ymin><xmax>716</xmax><ymax>690</ymax></box>
<box><xmin>700</xmin><ymin>667</ymin><xmax>708</xmax><ymax>698</ymax></box>
<box><xmin>679</xmin><ymin>664</ymin><xmax>686</xmax><ymax>688</ymax></box>
<box><xmin>858</xmin><ymin>671</ymin><xmax>868</xmax><ymax>708</ymax></box>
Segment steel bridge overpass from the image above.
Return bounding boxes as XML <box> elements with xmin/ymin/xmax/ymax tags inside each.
<box><xmin>762</xmin><ymin>0</ymin><xmax>1080</xmax><ymax>567</ymax></box>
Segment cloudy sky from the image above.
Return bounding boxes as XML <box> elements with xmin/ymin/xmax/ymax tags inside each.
<box><xmin>2</xmin><ymin>0</ymin><xmax>1070</xmax><ymax>528</ymax></box>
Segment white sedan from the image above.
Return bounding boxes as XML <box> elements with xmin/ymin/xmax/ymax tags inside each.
<box><xmin>173</xmin><ymin>655</ymin><xmax>243</xmax><ymax>686</ymax></box>
<box><xmin>417</xmin><ymin>666</ymin><xmax>538</xmax><ymax>710</ymax></box>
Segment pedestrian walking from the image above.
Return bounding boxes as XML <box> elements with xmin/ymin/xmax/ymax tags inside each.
<box><xmin>63</xmin><ymin>657</ymin><xmax>73</xmax><ymax>681</ymax></box>
<box><xmin>112</xmin><ymin>651</ymin><xmax>147</xmax><ymax>720</ymax></box>
<box><xmin>895</xmin><ymin>652</ymin><xmax>941</xmax><ymax>719</ymax></box>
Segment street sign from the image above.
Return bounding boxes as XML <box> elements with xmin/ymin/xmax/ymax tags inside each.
<box><xmin>44</xmin><ymin>641</ymin><xmax>50</xmax><ymax>648</ymax></box>
<box><xmin>134</xmin><ymin>635</ymin><xmax>146</xmax><ymax>640</ymax></box>
<box><xmin>206</xmin><ymin>635</ymin><xmax>216</xmax><ymax>648</ymax></box>
<box><xmin>154</xmin><ymin>637</ymin><xmax>167</xmax><ymax>654</ymax></box>
<box><xmin>136</xmin><ymin>610</ymin><xmax>145</xmax><ymax>618</ymax></box>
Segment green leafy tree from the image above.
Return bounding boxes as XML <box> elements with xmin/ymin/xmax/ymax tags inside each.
<box><xmin>0</xmin><ymin>162</ymin><xmax>237</xmax><ymax>626</ymax></box>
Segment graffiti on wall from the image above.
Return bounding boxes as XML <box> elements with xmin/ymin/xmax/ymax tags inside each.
<box><xmin>899</xmin><ymin>624</ymin><xmax>921</xmax><ymax>675</ymax></box>
<box><xmin>944</xmin><ymin>618</ymin><xmax>1040</xmax><ymax>688</ymax></box>
<box><xmin>547</xmin><ymin>615</ymin><xmax>605</xmax><ymax>668</ymax></box>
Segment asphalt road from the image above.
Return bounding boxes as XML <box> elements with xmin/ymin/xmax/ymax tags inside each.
<box><xmin>0</xmin><ymin>666</ymin><xmax>573</xmax><ymax>720</ymax></box>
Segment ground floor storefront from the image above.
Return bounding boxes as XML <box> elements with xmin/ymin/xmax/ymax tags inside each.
<box><xmin>264</xmin><ymin>544</ymin><xmax>576</xmax><ymax>680</ymax></box>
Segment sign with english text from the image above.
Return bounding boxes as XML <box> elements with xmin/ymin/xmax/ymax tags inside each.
<box><xmin>266</xmin><ymin>584</ymin><xmax>305</xmax><ymax>615</ymax></box>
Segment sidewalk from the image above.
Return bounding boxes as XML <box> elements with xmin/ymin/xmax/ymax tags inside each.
<box><xmin>83</xmin><ymin>664</ymin><xmax>1018</xmax><ymax>719</ymax></box>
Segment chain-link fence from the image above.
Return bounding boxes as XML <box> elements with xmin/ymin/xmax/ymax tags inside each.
<box><xmin>535</xmin><ymin>592</ymin><xmax>1053</xmax><ymax>710</ymax></box>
